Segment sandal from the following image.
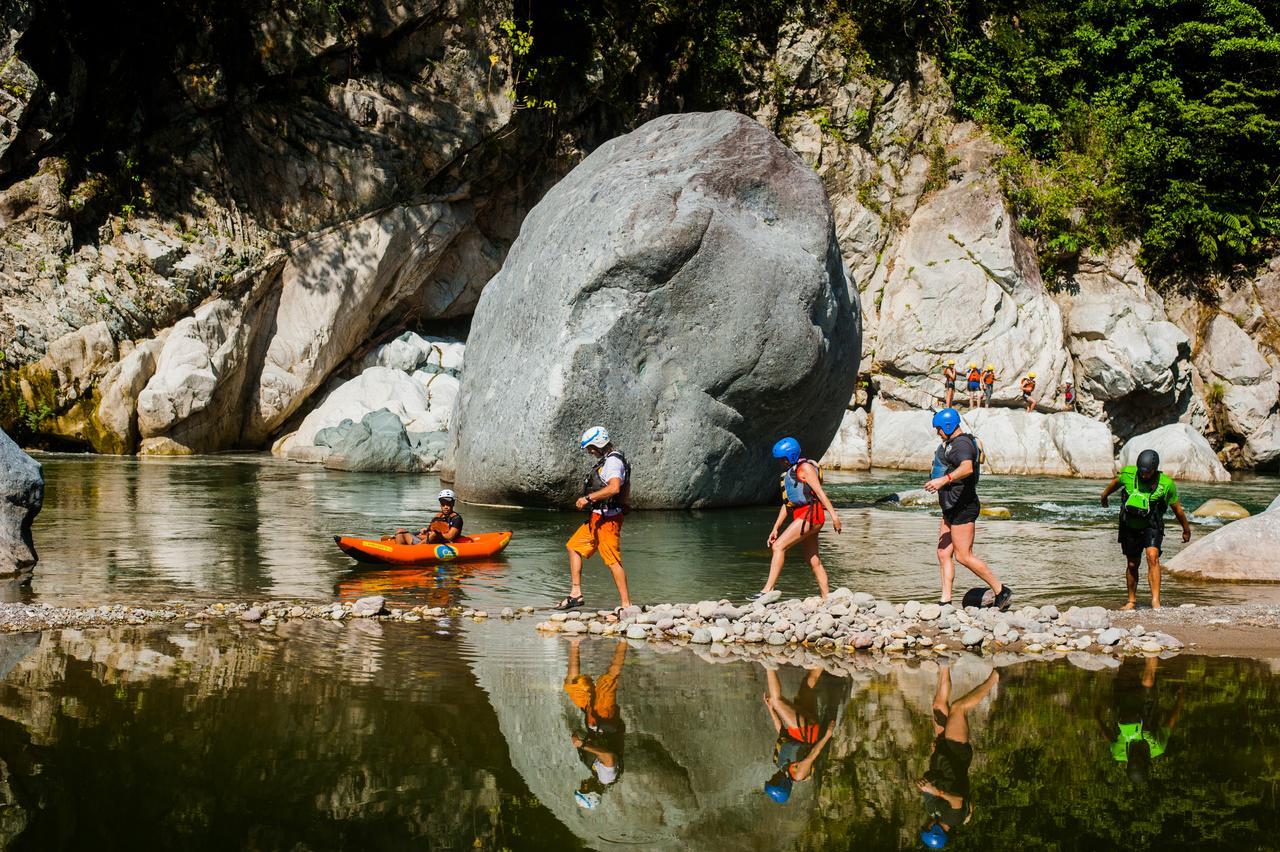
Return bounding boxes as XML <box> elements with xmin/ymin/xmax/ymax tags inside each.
<box><xmin>553</xmin><ymin>595</ymin><xmax>584</xmax><ymax>611</ymax></box>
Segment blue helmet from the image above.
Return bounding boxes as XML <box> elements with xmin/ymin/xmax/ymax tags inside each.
<box><xmin>932</xmin><ymin>408</ymin><xmax>961</xmax><ymax>437</ymax></box>
<box><xmin>920</xmin><ymin>825</ymin><xmax>950</xmax><ymax>848</ymax></box>
<box><xmin>772</xmin><ymin>437</ymin><xmax>802</xmax><ymax>465</ymax></box>
<box><xmin>764</xmin><ymin>774</ymin><xmax>793</xmax><ymax>804</ymax></box>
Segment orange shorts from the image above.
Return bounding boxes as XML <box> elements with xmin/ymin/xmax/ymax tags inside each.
<box><xmin>564</xmin><ymin>672</ymin><xmax>620</xmax><ymax>724</ymax></box>
<box><xmin>567</xmin><ymin>516</ymin><xmax>623</xmax><ymax>565</ymax></box>
<box><xmin>794</xmin><ymin>504</ymin><xmax>826</xmax><ymax>526</ymax></box>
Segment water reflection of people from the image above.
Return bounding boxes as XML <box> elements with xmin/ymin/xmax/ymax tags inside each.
<box><xmin>1099</xmin><ymin>656</ymin><xmax>1185</xmax><ymax>784</ymax></box>
<box><xmin>762</xmin><ymin>666</ymin><xmax>837</xmax><ymax>804</ymax></box>
<box><xmin>565</xmin><ymin>637</ymin><xmax>626</xmax><ymax>810</ymax></box>
<box><xmin>918</xmin><ymin>664</ymin><xmax>998</xmax><ymax>848</ymax></box>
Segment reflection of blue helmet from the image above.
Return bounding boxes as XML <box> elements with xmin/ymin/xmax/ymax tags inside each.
<box><xmin>920</xmin><ymin>824</ymin><xmax>950</xmax><ymax>848</ymax></box>
<box><xmin>932</xmin><ymin>408</ymin><xmax>961</xmax><ymax>436</ymax></box>
<box><xmin>772</xmin><ymin>437</ymin><xmax>802</xmax><ymax>465</ymax></box>
<box><xmin>764</xmin><ymin>773</ymin><xmax>793</xmax><ymax>803</ymax></box>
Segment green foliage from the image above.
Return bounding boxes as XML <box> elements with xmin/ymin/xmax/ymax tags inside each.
<box><xmin>16</xmin><ymin>398</ymin><xmax>52</xmax><ymax>432</ymax></box>
<box><xmin>929</xmin><ymin>0</ymin><xmax>1280</xmax><ymax>286</ymax></box>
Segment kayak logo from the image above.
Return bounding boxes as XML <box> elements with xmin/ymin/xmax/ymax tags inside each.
<box><xmin>435</xmin><ymin>544</ymin><xmax>459</xmax><ymax>561</ymax></box>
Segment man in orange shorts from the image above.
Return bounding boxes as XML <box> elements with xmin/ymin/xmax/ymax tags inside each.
<box><xmin>556</xmin><ymin>426</ymin><xmax>632</xmax><ymax>612</ymax></box>
<box><xmin>565</xmin><ymin>638</ymin><xmax>627</xmax><ymax>810</ymax></box>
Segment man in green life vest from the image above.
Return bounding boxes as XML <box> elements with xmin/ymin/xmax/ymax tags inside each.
<box><xmin>1100</xmin><ymin>449</ymin><xmax>1191</xmax><ymax>610</ymax></box>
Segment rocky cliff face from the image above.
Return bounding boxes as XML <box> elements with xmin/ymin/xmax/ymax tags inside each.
<box><xmin>1</xmin><ymin>2</ymin><xmax>1277</xmax><ymax>476</ymax></box>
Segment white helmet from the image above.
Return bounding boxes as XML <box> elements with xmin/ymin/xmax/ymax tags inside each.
<box><xmin>437</xmin><ymin>489</ymin><xmax>456</xmax><ymax>502</ymax></box>
<box><xmin>579</xmin><ymin>426</ymin><xmax>610</xmax><ymax>450</ymax></box>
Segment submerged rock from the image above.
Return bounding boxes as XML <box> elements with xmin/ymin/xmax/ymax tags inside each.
<box><xmin>1167</xmin><ymin>510</ymin><xmax>1280</xmax><ymax>581</ymax></box>
<box><xmin>450</xmin><ymin>111</ymin><xmax>860</xmax><ymax>508</ymax></box>
<box><xmin>0</xmin><ymin>428</ymin><xmax>42</xmax><ymax>577</ymax></box>
<box><xmin>1191</xmin><ymin>498</ymin><xmax>1249</xmax><ymax>520</ymax></box>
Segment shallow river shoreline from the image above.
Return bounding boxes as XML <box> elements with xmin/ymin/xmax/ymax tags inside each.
<box><xmin>4</xmin><ymin>590</ymin><xmax>1277</xmax><ymax>664</ymax></box>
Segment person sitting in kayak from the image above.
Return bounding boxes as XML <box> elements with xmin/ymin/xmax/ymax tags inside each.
<box><xmin>752</xmin><ymin>437</ymin><xmax>842</xmax><ymax>601</ymax></box>
<box><xmin>388</xmin><ymin>489</ymin><xmax>463</xmax><ymax>545</ymax></box>
<box><xmin>762</xmin><ymin>666</ymin><xmax>837</xmax><ymax>804</ymax></box>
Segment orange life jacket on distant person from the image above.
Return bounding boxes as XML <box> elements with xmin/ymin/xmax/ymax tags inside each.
<box><xmin>982</xmin><ymin>369</ymin><xmax>995</xmax><ymax>385</ymax></box>
<box><xmin>1022</xmin><ymin>378</ymin><xmax>1036</xmax><ymax>393</ymax></box>
<box><xmin>967</xmin><ymin>368</ymin><xmax>982</xmax><ymax>383</ymax></box>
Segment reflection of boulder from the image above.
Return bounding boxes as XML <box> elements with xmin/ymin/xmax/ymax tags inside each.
<box><xmin>0</xmin><ymin>428</ymin><xmax>41</xmax><ymax>576</ymax></box>
<box><xmin>467</xmin><ymin>625</ymin><xmax>818</xmax><ymax>850</ymax></box>
<box><xmin>452</xmin><ymin>111</ymin><xmax>859</xmax><ymax>508</ymax></box>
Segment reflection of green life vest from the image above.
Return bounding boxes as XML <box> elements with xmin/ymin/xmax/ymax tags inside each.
<box><xmin>1121</xmin><ymin>474</ymin><xmax>1173</xmax><ymax>530</ymax></box>
<box><xmin>1111</xmin><ymin>722</ymin><xmax>1167</xmax><ymax>761</ymax></box>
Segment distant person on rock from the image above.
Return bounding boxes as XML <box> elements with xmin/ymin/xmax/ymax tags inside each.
<box><xmin>565</xmin><ymin>637</ymin><xmax>627</xmax><ymax>810</ymax></box>
<box><xmin>942</xmin><ymin>360</ymin><xmax>958</xmax><ymax>408</ymax></box>
<box><xmin>387</xmin><ymin>489</ymin><xmax>463</xmax><ymax>544</ymax></box>
<box><xmin>762</xmin><ymin>665</ymin><xmax>838</xmax><ymax>804</ymax></box>
<box><xmin>556</xmin><ymin>426</ymin><xmax>632</xmax><ymax>612</ymax></box>
<box><xmin>1059</xmin><ymin>381</ymin><xmax>1076</xmax><ymax>411</ymax></box>
<box><xmin>965</xmin><ymin>363</ymin><xmax>982</xmax><ymax>409</ymax></box>
<box><xmin>981</xmin><ymin>365</ymin><xmax>996</xmax><ymax>408</ymax></box>
<box><xmin>924</xmin><ymin>409</ymin><xmax>1012</xmax><ymax>609</ymax></box>
<box><xmin>1100</xmin><ymin>449</ymin><xmax>1191</xmax><ymax>610</ymax></box>
<box><xmin>752</xmin><ymin>437</ymin><xmax>842</xmax><ymax>601</ymax></box>
<box><xmin>1097</xmin><ymin>656</ymin><xmax>1184</xmax><ymax>785</ymax></box>
<box><xmin>917</xmin><ymin>664</ymin><xmax>998</xmax><ymax>848</ymax></box>
<box><xmin>1020</xmin><ymin>373</ymin><xmax>1037</xmax><ymax>411</ymax></box>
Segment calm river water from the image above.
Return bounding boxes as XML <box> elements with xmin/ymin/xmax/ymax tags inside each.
<box><xmin>1</xmin><ymin>455</ymin><xmax>1278</xmax><ymax>850</ymax></box>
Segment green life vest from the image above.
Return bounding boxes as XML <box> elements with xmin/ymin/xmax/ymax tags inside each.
<box><xmin>1111</xmin><ymin>722</ymin><xmax>1167</xmax><ymax>762</ymax></box>
<box><xmin>1121</xmin><ymin>473</ymin><xmax>1174</xmax><ymax>530</ymax></box>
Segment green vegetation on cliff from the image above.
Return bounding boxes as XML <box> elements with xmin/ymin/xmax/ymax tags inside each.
<box><xmin>523</xmin><ymin>0</ymin><xmax>1280</xmax><ymax>287</ymax></box>
<box><xmin>933</xmin><ymin>0</ymin><xmax>1280</xmax><ymax>286</ymax></box>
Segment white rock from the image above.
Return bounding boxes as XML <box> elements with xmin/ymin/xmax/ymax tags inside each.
<box><xmin>918</xmin><ymin>604</ymin><xmax>942</xmax><ymax>621</ymax></box>
<box><xmin>960</xmin><ymin>628</ymin><xmax>985</xmax><ymax>646</ymax></box>
<box><xmin>1168</xmin><ymin>510</ymin><xmax>1280</xmax><ymax>581</ymax></box>
<box><xmin>1097</xmin><ymin>627</ymin><xmax>1126</xmax><ymax>646</ymax></box>
<box><xmin>1118</xmin><ymin>424</ymin><xmax>1230</xmax><ymax>483</ymax></box>
<box><xmin>821</xmin><ymin>407</ymin><xmax>871</xmax><ymax>470</ymax></box>
<box><xmin>245</xmin><ymin>204</ymin><xmax>470</xmax><ymax>443</ymax></box>
<box><xmin>625</xmin><ymin>625</ymin><xmax>647</xmax><ymax>640</ymax></box>
<box><xmin>871</xmin><ymin>128</ymin><xmax>1072</xmax><ymax>411</ymax></box>
<box><xmin>362</xmin><ymin>332</ymin><xmax>464</xmax><ymax>376</ymax></box>
<box><xmin>690</xmin><ymin>628</ymin><xmax>712</xmax><ymax>644</ymax></box>
<box><xmin>352</xmin><ymin>596</ymin><xmax>387</xmax><ymax>617</ymax></box>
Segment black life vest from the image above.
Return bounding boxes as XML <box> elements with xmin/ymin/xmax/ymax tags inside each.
<box><xmin>584</xmin><ymin>450</ymin><xmax>631</xmax><ymax>513</ymax></box>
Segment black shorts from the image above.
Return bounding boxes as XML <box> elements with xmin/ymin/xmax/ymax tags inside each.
<box><xmin>943</xmin><ymin>500</ymin><xmax>981</xmax><ymax>526</ymax></box>
<box><xmin>1119</xmin><ymin>524</ymin><xmax>1164</xmax><ymax>558</ymax></box>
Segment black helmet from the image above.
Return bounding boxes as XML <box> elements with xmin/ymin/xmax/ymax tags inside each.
<box><xmin>1136</xmin><ymin>449</ymin><xmax>1160</xmax><ymax>479</ymax></box>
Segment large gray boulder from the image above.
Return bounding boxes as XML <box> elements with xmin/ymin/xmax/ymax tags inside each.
<box><xmin>1167</xmin><ymin>510</ymin><xmax>1280</xmax><ymax>581</ymax></box>
<box><xmin>450</xmin><ymin>111</ymin><xmax>860</xmax><ymax>508</ymax></box>
<box><xmin>0</xmin><ymin>428</ymin><xmax>42</xmax><ymax>576</ymax></box>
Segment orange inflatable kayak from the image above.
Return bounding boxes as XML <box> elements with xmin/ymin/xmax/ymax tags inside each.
<box><xmin>333</xmin><ymin>531</ymin><xmax>513</xmax><ymax>566</ymax></box>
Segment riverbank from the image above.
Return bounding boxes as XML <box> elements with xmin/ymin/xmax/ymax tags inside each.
<box><xmin>8</xmin><ymin>586</ymin><xmax>1272</xmax><ymax>665</ymax></box>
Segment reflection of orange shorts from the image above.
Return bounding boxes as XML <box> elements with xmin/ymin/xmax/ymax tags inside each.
<box><xmin>793</xmin><ymin>504</ymin><xmax>826</xmax><ymax>526</ymax></box>
<box><xmin>564</xmin><ymin>673</ymin><xmax>620</xmax><ymax>723</ymax></box>
<box><xmin>567</xmin><ymin>516</ymin><xmax>623</xmax><ymax>565</ymax></box>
